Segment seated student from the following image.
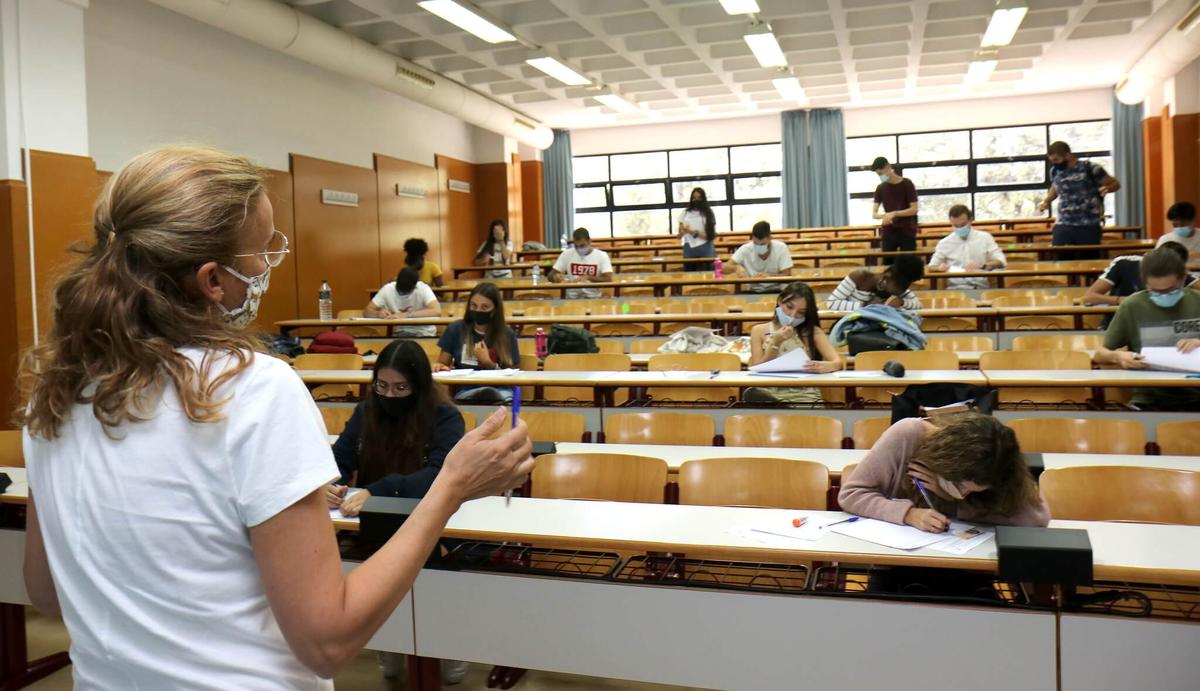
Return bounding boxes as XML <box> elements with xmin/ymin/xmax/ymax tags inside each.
<box><xmin>549</xmin><ymin>227</ymin><xmax>613</xmax><ymax>299</ymax></box>
<box><xmin>839</xmin><ymin>414</ymin><xmax>1049</xmax><ymax>532</ymax></box>
<box><xmin>745</xmin><ymin>282</ymin><xmax>842</xmax><ymax>403</ymax></box>
<box><xmin>1093</xmin><ymin>246</ymin><xmax>1200</xmax><ymax>410</ymax></box>
<box><xmin>434</xmin><ymin>282</ymin><xmax>520</xmax><ymax>402</ymax></box>
<box><xmin>1085</xmin><ymin>241</ymin><xmax>1197</xmax><ymax>328</ymax></box>
<box><xmin>404</xmin><ymin>237</ymin><xmax>444</xmax><ymax>287</ymax></box>
<box><xmin>364</xmin><ymin>267</ymin><xmax>441</xmax><ymax>337</ymax></box>
<box><xmin>726</xmin><ymin>221</ymin><xmax>794</xmax><ymax>292</ymax></box>
<box><xmin>826</xmin><ymin>254</ymin><xmax>925</xmax><ymax>312</ymax></box>
<box><xmin>927</xmin><ymin>205</ymin><xmax>1006</xmax><ymax>289</ymax></box>
<box><xmin>1156</xmin><ymin>201</ymin><xmax>1200</xmax><ymax>259</ymax></box>
<box><xmin>473</xmin><ymin>218</ymin><xmax>513</xmax><ymax>279</ymax></box>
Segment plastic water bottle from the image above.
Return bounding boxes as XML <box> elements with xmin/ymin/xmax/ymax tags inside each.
<box><xmin>531</xmin><ymin>264</ymin><xmax>541</xmax><ymax>285</ymax></box>
<box><xmin>713</xmin><ymin>257</ymin><xmax>724</xmax><ymax>280</ymax></box>
<box><xmin>534</xmin><ymin>327</ymin><xmax>548</xmax><ymax>358</ymax></box>
<box><xmin>560</xmin><ymin>232</ymin><xmax>569</xmax><ymax>248</ymax></box>
<box><xmin>318</xmin><ymin>280</ymin><xmax>333</xmax><ymax>320</ymax></box>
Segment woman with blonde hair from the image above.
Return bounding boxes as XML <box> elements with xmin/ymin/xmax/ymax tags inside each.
<box><xmin>20</xmin><ymin>145</ymin><xmax>531</xmax><ymax>688</ymax></box>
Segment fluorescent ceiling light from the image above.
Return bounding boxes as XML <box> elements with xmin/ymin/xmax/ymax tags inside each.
<box><xmin>744</xmin><ymin>28</ymin><xmax>787</xmax><ymax>68</ymax></box>
<box><xmin>981</xmin><ymin>4</ymin><xmax>1028</xmax><ymax>47</ymax></box>
<box><xmin>719</xmin><ymin>0</ymin><xmax>761</xmax><ymax>14</ymax></box>
<box><xmin>595</xmin><ymin>93</ymin><xmax>640</xmax><ymax>113</ymax></box>
<box><xmin>525</xmin><ymin>57</ymin><xmax>591</xmax><ymax>86</ymax></box>
<box><xmin>417</xmin><ymin>0</ymin><xmax>515</xmax><ymax>44</ymax></box>
<box><xmin>966</xmin><ymin>60</ymin><xmax>998</xmax><ymax>84</ymax></box>
<box><xmin>772</xmin><ymin>76</ymin><xmax>805</xmax><ymax>102</ymax></box>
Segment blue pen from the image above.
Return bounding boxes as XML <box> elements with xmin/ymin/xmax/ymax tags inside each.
<box><xmin>821</xmin><ymin>515</ymin><xmax>859</xmax><ymax>530</ymax></box>
<box><xmin>505</xmin><ymin>387</ymin><xmax>521</xmax><ymax>506</ymax></box>
<box><xmin>913</xmin><ymin>477</ymin><xmax>936</xmax><ymax>509</ymax></box>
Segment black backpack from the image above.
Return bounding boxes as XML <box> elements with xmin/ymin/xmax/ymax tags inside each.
<box><xmin>547</xmin><ymin>324</ymin><xmax>598</xmax><ymax>355</ymax></box>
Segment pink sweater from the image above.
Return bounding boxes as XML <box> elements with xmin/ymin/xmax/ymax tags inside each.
<box><xmin>838</xmin><ymin>418</ymin><xmax>1051</xmax><ymax>527</ymax></box>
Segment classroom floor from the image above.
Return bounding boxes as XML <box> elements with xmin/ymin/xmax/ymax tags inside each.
<box><xmin>22</xmin><ymin>609</ymin><xmax>698</xmax><ymax>690</ymax></box>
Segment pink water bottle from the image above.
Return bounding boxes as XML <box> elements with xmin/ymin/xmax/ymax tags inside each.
<box><xmin>534</xmin><ymin>327</ymin><xmax>548</xmax><ymax>358</ymax></box>
<box><xmin>713</xmin><ymin>257</ymin><xmax>724</xmax><ymax>279</ymax></box>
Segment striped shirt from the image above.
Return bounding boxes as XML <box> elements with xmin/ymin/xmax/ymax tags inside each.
<box><xmin>827</xmin><ymin>274</ymin><xmax>922</xmax><ymax>312</ymax></box>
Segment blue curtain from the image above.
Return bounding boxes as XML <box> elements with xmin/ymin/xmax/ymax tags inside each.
<box><xmin>1111</xmin><ymin>93</ymin><xmax>1145</xmax><ymax>231</ymax></box>
<box><xmin>781</xmin><ymin>109</ymin><xmax>848</xmax><ymax>228</ymax></box>
<box><xmin>542</xmin><ymin>129</ymin><xmax>573</xmax><ymax>248</ymax></box>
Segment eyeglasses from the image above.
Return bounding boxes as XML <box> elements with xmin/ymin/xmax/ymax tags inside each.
<box><xmin>232</xmin><ymin>229</ymin><xmax>290</xmax><ymax>268</ymax></box>
<box><xmin>373</xmin><ymin>380</ymin><xmax>411</xmax><ymax>396</ymax></box>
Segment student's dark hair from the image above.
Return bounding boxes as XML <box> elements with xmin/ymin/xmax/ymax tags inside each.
<box><xmin>394</xmin><ymin>267</ymin><xmax>419</xmax><ymax>293</ymax></box>
<box><xmin>1140</xmin><ymin>246</ymin><xmax>1187</xmax><ymax>282</ymax></box>
<box><xmin>1048</xmin><ymin>141</ymin><xmax>1072</xmax><ymax>156</ymax></box>
<box><xmin>751</xmin><ymin>221</ymin><xmax>772</xmax><ymax>240</ymax></box>
<box><xmin>686</xmin><ymin>187</ymin><xmax>717</xmax><ymax>241</ymax></box>
<box><xmin>1167</xmin><ymin>201</ymin><xmax>1196</xmax><ymax>223</ymax></box>
<box><xmin>870</xmin><ymin>157</ymin><xmax>890</xmax><ymax>172</ymax></box>
<box><xmin>1160</xmin><ymin>240</ymin><xmax>1190</xmax><ymax>264</ymax></box>
<box><xmin>357</xmin><ymin>339</ymin><xmax>452</xmax><ymax>487</ymax></box>
<box><xmin>773</xmin><ymin>282</ymin><xmax>819</xmax><ymax>359</ymax></box>
<box><xmin>887</xmin><ymin>254</ymin><xmax>926</xmax><ymax>291</ymax></box>
<box><xmin>572</xmin><ymin>227</ymin><xmax>591</xmax><ymax>243</ymax></box>
<box><xmin>478</xmin><ymin>218</ymin><xmax>509</xmax><ymax>258</ymax></box>
<box><xmin>464</xmin><ymin>282</ymin><xmax>515</xmax><ymax>367</ymax></box>
<box><xmin>947</xmin><ymin>204</ymin><xmax>973</xmax><ymax>220</ymax></box>
<box><xmin>403</xmin><ymin>238</ymin><xmax>429</xmax><ymax>267</ymax></box>
<box><xmin>901</xmin><ymin>413</ymin><xmax>1041</xmax><ymax>518</ymax></box>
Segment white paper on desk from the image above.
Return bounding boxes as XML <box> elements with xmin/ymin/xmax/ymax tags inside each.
<box><xmin>1140</xmin><ymin>346</ymin><xmax>1200</xmax><ymax>373</ymax></box>
<box><xmin>746</xmin><ymin>371</ymin><xmax>815</xmax><ymax>379</ymax></box>
<box><xmin>330</xmin><ymin>488</ymin><xmax>365</xmax><ymax>522</ymax></box>
<box><xmin>924</xmin><ymin>522</ymin><xmax>994</xmax><ymax>555</ymax></box>
<box><xmin>833</xmin><ymin>370</ymin><xmax>885</xmax><ymax>378</ymax></box>
<box><xmin>741</xmin><ymin>514</ymin><xmax>854</xmax><ymax>542</ymax></box>
<box><xmin>830</xmin><ymin>518</ymin><xmax>949</xmax><ymax>550</ymax></box>
<box><xmin>748</xmin><ymin>345</ymin><xmax>811</xmax><ymax>373</ymax></box>
<box><xmin>441</xmin><ymin>369</ymin><xmax>477</xmax><ymax>376</ymax></box>
<box><xmin>946</xmin><ymin>265</ymin><xmax>967</xmax><ymax>274</ymax></box>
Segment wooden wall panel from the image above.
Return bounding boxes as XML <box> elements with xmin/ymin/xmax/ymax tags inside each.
<box><xmin>376</xmin><ymin>155</ymin><xmax>442</xmax><ymax>281</ymax></box>
<box><xmin>291</xmin><ymin>154</ymin><xmax>380</xmax><ymax>318</ymax></box>
<box><xmin>476</xmin><ymin>161</ymin><xmax>510</xmax><ymax>247</ymax></box>
<box><xmin>1171</xmin><ymin>114</ymin><xmax>1200</xmax><ymax>213</ymax></box>
<box><xmin>508</xmin><ymin>154</ymin><xmax>523</xmax><ymax>246</ymax></box>
<box><xmin>1144</xmin><ymin>115</ymin><xmax>1164</xmax><ymax>238</ymax></box>
<box><xmin>521</xmin><ymin>160</ymin><xmax>544</xmax><ymax>245</ymax></box>
<box><xmin>253</xmin><ymin>169</ymin><xmax>298</xmax><ymax>329</ymax></box>
<box><xmin>30</xmin><ymin>151</ymin><xmax>98</xmax><ymax>342</ymax></box>
<box><xmin>436</xmin><ymin>155</ymin><xmax>480</xmax><ymax>272</ymax></box>
<box><xmin>0</xmin><ymin>180</ymin><xmax>29</xmax><ymax>428</ymax></box>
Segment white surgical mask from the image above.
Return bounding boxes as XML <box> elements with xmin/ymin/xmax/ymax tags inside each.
<box><xmin>1176</xmin><ymin>226</ymin><xmax>1195</xmax><ymax>238</ymax></box>
<box><xmin>756</xmin><ymin>244</ymin><xmax>771</xmax><ymax>258</ymax></box>
<box><xmin>775</xmin><ymin>306</ymin><xmax>805</xmax><ymax>327</ymax></box>
<box><xmin>954</xmin><ymin>225</ymin><xmax>971</xmax><ymax>239</ymax></box>
<box><xmin>219</xmin><ymin>265</ymin><xmax>271</xmax><ymax>328</ymax></box>
<box><xmin>878</xmin><ymin>173</ymin><xmax>889</xmax><ymax>183</ymax></box>
<box><xmin>576</xmin><ymin>246</ymin><xmax>592</xmax><ymax>257</ymax></box>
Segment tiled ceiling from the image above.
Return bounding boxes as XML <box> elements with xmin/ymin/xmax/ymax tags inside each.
<box><xmin>287</xmin><ymin>0</ymin><xmax>1169</xmax><ymax>128</ymax></box>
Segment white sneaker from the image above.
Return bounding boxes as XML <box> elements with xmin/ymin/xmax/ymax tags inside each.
<box><xmin>376</xmin><ymin>651</ymin><xmax>406</xmax><ymax>679</ymax></box>
<box><xmin>441</xmin><ymin>659</ymin><xmax>469</xmax><ymax>685</ymax></box>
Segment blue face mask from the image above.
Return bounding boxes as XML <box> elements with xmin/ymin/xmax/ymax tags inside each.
<box><xmin>775</xmin><ymin>306</ymin><xmax>805</xmax><ymax>327</ymax></box>
<box><xmin>1149</xmin><ymin>288</ymin><xmax>1185</xmax><ymax>308</ymax></box>
<box><xmin>954</xmin><ymin>225</ymin><xmax>971</xmax><ymax>239</ymax></box>
<box><xmin>1176</xmin><ymin>226</ymin><xmax>1195</xmax><ymax>238</ymax></box>
<box><xmin>877</xmin><ymin>173</ymin><xmax>889</xmax><ymax>183</ymax></box>
<box><xmin>576</xmin><ymin>246</ymin><xmax>592</xmax><ymax>257</ymax></box>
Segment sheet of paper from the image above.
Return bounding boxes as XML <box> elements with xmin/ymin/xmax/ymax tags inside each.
<box><xmin>748</xmin><ymin>344</ymin><xmax>811</xmax><ymax>373</ymax></box>
<box><xmin>830</xmin><ymin>517</ymin><xmax>949</xmax><ymax>551</ymax></box>
<box><xmin>741</xmin><ymin>514</ymin><xmax>856</xmax><ymax>542</ymax></box>
<box><xmin>442</xmin><ymin>369</ymin><xmax>477</xmax><ymax>376</ymax></box>
<box><xmin>746</xmin><ymin>371</ymin><xmax>816</xmax><ymax>379</ymax></box>
<box><xmin>946</xmin><ymin>265</ymin><xmax>967</xmax><ymax>273</ymax></box>
<box><xmin>924</xmin><ymin>522</ymin><xmax>994</xmax><ymax>555</ymax></box>
<box><xmin>1140</xmin><ymin>346</ymin><xmax>1200</xmax><ymax>373</ymax></box>
<box><xmin>330</xmin><ymin>487</ymin><xmax>365</xmax><ymax>522</ymax></box>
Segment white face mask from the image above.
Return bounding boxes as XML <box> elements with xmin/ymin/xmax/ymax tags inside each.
<box><xmin>756</xmin><ymin>243</ymin><xmax>770</xmax><ymax>258</ymax></box>
<box><xmin>878</xmin><ymin>173</ymin><xmax>889</xmax><ymax>183</ymax></box>
<box><xmin>219</xmin><ymin>265</ymin><xmax>271</xmax><ymax>328</ymax></box>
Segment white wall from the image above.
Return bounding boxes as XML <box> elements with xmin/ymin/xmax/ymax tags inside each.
<box><xmin>571</xmin><ymin>88</ymin><xmax>1113</xmax><ymax>155</ymax></box>
<box><xmin>84</xmin><ymin>0</ymin><xmax>500</xmax><ymax>172</ymax></box>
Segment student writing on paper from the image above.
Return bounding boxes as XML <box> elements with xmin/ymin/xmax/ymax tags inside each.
<box><xmin>838</xmin><ymin>415</ymin><xmax>1049</xmax><ymax>533</ymax></box>
<box><xmin>363</xmin><ymin>267</ymin><xmax>441</xmax><ymax>337</ymax></box>
<box><xmin>434</xmin><ymin>282</ymin><xmax>520</xmax><ymax>403</ymax></box>
<box><xmin>745</xmin><ymin>283</ymin><xmax>842</xmax><ymax>403</ymax></box>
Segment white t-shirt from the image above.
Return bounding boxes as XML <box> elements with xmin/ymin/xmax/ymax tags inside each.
<box><xmin>371</xmin><ymin>280</ymin><xmax>437</xmax><ymax>337</ymax></box>
<box><xmin>731</xmin><ymin>239</ymin><xmax>793</xmax><ymax>292</ymax></box>
<box><xmin>552</xmin><ymin>247</ymin><xmax>613</xmax><ymax>299</ymax></box>
<box><xmin>25</xmin><ymin>350</ymin><xmax>339</xmax><ymax>690</ymax></box>
<box><xmin>678</xmin><ymin>209</ymin><xmax>710</xmax><ymax>248</ymax></box>
<box><xmin>1156</xmin><ymin>228</ymin><xmax>1200</xmax><ymax>257</ymax></box>
<box><xmin>477</xmin><ymin>239</ymin><xmax>514</xmax><ymax>278</ymax></box>
<box><xmin>928</xmin><ymin>229</ymin><xmax>1007</xmax><ymax>289</ymax></box>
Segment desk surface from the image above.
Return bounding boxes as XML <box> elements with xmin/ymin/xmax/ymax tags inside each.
<box><xmin>983</xmin><ymin>369</ymin><xmax>1200</xmax><ymax>387</ymax></box>
<box><xmin>0</xmin><ymin>467</ymin><xmax>25</xmax><ymax>505</ymax></box>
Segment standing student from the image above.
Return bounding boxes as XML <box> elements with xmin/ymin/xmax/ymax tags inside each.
<box><xmin>827</xmin><ymin>254</ymin><xmax>925</xmax><ymax>311</ymax></box>
<box><xmin>1093</xmin><ymin>247</ymin><xmax>1200</xmax><ymax>410</ymax></box>
<box><xmin>839</xmin><ymin>415</ymin><xmax>1049</xmax><ymax>532</ymax></box>
<box><xmin>870</xmin><ymin>157</ymin><xmax>919</xmax><ymax>262</ymax></box>
<box><xmin>745</xmin><ymin>282</ymin><xmax>843</xmax><ymax>403</ymax></box>
<box><xmin>678</xmin><ymin>187</ymin><xmax>717</xmax><ymax>271</ymax></box>
<box><xmin>726</xmin><ymin>221</ymin><xmax>794</xmax><ymax>293</ymax></box>
<box><xmin>473</xmin><ymin>219</ymin><xmax>513</xmax><ymax>279</ymax></box>
<box><xmin>364</xmin><ymin>267</ymin><xmax>441</xmax><ymax>337</ymax></box>
<box><xmin>20</xmin><ymin>146</ymin><xmax>531</xmax><ymax>688</ymax></box>
<box><xmin>404</xmin><ymin>237</ymin><xmax>444</xmax><ymax>287</ymax></box>
<box><xmin>1156</xmin><ymin>202</ymin><xmax>1200</xmax><ymax>259</ymax></box>
<box><xmin>927</xmin><ymin>205</ymin><xmax>1006</xmax><ymax>290</ymax></box>
<box><xmin>549</xmin><ymin>227</ymin><xmax>614</xmax><ymax>299</ymax></box>
<box><xmin>1038</xmin><ymin>141</ymin><xmax>1120</xmax><ymax>259</ymax></box>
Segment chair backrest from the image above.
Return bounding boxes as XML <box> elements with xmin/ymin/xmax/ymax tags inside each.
<box><xmin>595</xmin><ymin>340</ymin><xmax>625</xmax><ymax>354</ymax></box>
<box><xmin>924</xmin><ymin>335</ymin><xmax>995</xmax><ymax>352</ymax></box>
<box><xmin>724</xmin><ymin>414</ymin><xmax>843</xmax><ymax>449</ymax></box>
<box><xmin>1010</xmin><ymin>334</ymin><xmax>1104</xmax><ymax>351</ymax></box>
<box><xmin>294</xmin><ymin>353</ymin><xmax>365</xmax><ymax>371</ymax></box>
<box><xmin>648</xmin><ymin>352</ymin><xmax>741</xmax><ymax>371</ymax></box>
<box><xmin>461</xmin><ymin>411</ymin><xmax>476</xmax><ymax>430</ymax></box>
<box><xmin>678</xmin><ymin>458</ymin><xmax>830</xmax><ymax>509</ymax></box>
<box><xmin>0</xmin><ymin>429</ymin><xmax>23</xmax><ymax>467</ymax></box>
<box><xmin>840</xmin><ymin>462</ymin><xmax>858</xmax><ymax>485</ymax></box>
<box><xmin>604</xmin><ymin>411</ymin><xmax>715</xmax><ymax>446</ymax></box>
<box><xmin>991</xmin><ymin>295</ymin><xmax>1073</xmax><ymax>308</ymax></box>
<box><xmin>487</xmin><ymin>410</ymin><xmax>586</xmax><ymax>442</ymax></box>
<box><xmin>629</xmin><ymin>338</ymin><xmax>668</xmax><ymax>354</ymax></box>
<box><xmin>336</xmin><ymin>309</ymin><xmax>364</xmax><ymax>319</ymax></box>
<box><xmin>518</xmin><ymin>354</ymin><xmax>540</xmax><ymax>371</ymax></box>
<box><xmin>543</xmin><ymin>353</ymin><xmax>631</xmax><ymax>404</ymax></box>
<box><xmin>1008</xmin><ymin>418</ymin><xmax>1146</xmax><ymax>454</ymax></box>
<box><xmin>1157</xmin><ymin>421</ymin><xmax>1200</xmax><ymax>456</ymax></box>
<box><xmin>1040</xmin><ymin>466</ymin><xmax>1200</xmax><ymax>525</ymax></box>
<box><xmin>531</xmin><ymin>454</ymin><xmax>668</xmax><ymax>503</ymax></box>
<box><xmin>979</xmin><ymin>350</ymin><xmax>1091</xmax><ymax>370</ymax></box>
<box><xmin>319</xmin><ymin>407</ymin><xmax>356</xmax><ymax>435</ymax></box>
<box><xmin>854</xmin><ymin>350</ymin><xmax>959</xmax><ymax>371</ymax></box>
<box><xmin>923</xmin><ymin>295</ymin><xmax>977</xmax><ymax>309</ymax></box>
<box><xmin>852</xmin><ymin>417</ymin><xmax>891</xmax><ymax>449</ymax></box>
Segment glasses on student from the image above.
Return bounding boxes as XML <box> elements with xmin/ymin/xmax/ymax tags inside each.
<box><xmin>232</xmin><ymin>229</ymin><xmax>290</xmax><ymax>268</ymax></box>
<box><xmin>373</xmin><ymin>380</ymin><xmax>411</xmax><ymax>396</ymax></box>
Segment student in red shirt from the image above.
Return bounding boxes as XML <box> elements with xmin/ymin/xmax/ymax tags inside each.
<box><xmin>870</xmin><ymin>156</ymin><xmax>919</xmax><ymax>264</ymax></box>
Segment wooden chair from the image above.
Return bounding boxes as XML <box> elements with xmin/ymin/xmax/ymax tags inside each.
<box><xmin>0</xmin><ymin>430</ymin><xmax>23</xmax><ymax>467</ymax></box>
<box><xmin>544</xmin><ymin>353</ymin><xmax>631</xmax><ymax>405</ymax></box>
<box><xmin>678</xmin><ymin>458</ymin><xmax>830</xmax><ymax>509</ymax></box>
<box><xmin>724</xmin><ymin>414</ymin><xmax>843</xmax><ymax>449</ymax></box>
<box><xmin>980</xmin><ymin>289</ymin><xmax>1054</xmax><ymax>302</ymax></box>
<box><xmin>294</xmin><ymin>353</ymin><xmax>365</xmax><ymax>400</ymax></box>
<box><xmin>647</xmin><ymin>352</ymin><xmax>740</xmax><ymax>403</ymax></box>
<box><xmin>629</xmin><ymin>338</ymin><xmax>668</xmax><ymax>354</ymax></box>
<box><xmin>532</xmin><ymin>454</ymin><xmax>668</xmax><ymax>503</ymax></box>
<box><xmin>461</xmin><ymin>411</ymin><xmax>476</xmax><ymax>430</ymax></box>
<box><xmin>595</xmin><ymin>340</ymin><xmax>625</xmax><ymax>354</ymax></box>
<box><xmin>854</xmin><ymin>350</ymin><xmax>959</xmax><ymax>371</ymax></box>
<box><xmin>592</xmin><ymin>303</ymin><xmax>654</xmax><ymax>336</ymax></box>
<box><xmin>1010</xmin><ymin>334</ymin><xmax>1103</xmax><ymax>352</ymax></box>
<box><xmin>925</xmin><ymin>335</ymin><xmax>994</xmax><ymax>353</ymax></box>
<box><xmin>992</xmin><ymin>294</ymin><xmax>1073</xmax><ymax>329</ymax></box>
<box><xmin>1040</xmin><ymin>467</ymin><xmax>1200</xmax><ymax>525</ymax></box>
<box><xmin>518</xmin><ymin>354</ymin><xmax>540</xmax><ymax>371</ymax></box>
<box><xmin>920</xmin><ymin>317</ymin><xmax>978</xmax><ymax>332</ymax></box>
<box><xmin>604</xmin><ymin>411</ymin><xmax>716</xmax><ymax>446</ymax></box>
<box><xmin>681</xmin><ymin>272</ymin><xmax>734</xmax><ymax>295</ymax></box>
<box><xmin>319</xmin><ymin>407</ymin><xmax>356</xmax><ymax>435</ymax></box>
<box><xmin>1008</xmin><ymin>418</ymin><xmax>1146</xmax><ymax>454</ymax></box>
<box><xmin>1156</xmin><ymin>421</ymin><xmax>1200</xmax><ymax>456</ymax></box>
<box><xmin>335</xmin><ymin>309</ymin><xmax>388</xmax><ymax>337</ymax></box>
<box><xmin>923</xmin><ymin>295</ymin><xmax>977</xmax><ymax>309</ymax></box>
<box><xmin>852</xmin><ymin>417</ymin><xmax>891</xmax><ymax>449</ymax></box>
<box><xmin>840</xmin><ymin>462</ymin><xmax>857</xmax><ymax>485</ymax></box>
<box><xmin>487</xmin><ymin>410</ymin><xmax>587</xmax><ymax>443</ymax></box>
<box><xmin>979</xmin><ymin>350</ymin><xmax>1092</xmax><ymax>405</ymax></box>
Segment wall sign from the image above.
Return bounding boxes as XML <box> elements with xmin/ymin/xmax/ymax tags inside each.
<box><xmin>321</xmin><ymin>189</ymin><xmax>359</xmax><ymax>207</ymax></box>
<box><xmin>448</xmin><ymin>179</ymin><xmax>471</xmax><ymax>193</ymax></box>
<box><xmin>395</xmin><ymin>184</ymin><xmax>427</xmax><ymax>199</ymax></box>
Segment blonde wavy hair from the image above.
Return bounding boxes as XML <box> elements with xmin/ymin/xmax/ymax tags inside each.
<box><xmin>20</xmin><ymin>145</ymin><xmax>267</xmax><ymax>439</ymax></box>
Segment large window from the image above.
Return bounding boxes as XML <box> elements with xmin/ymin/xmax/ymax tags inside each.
<box><xmin>846</xmin><ymin>119</ymin><xmax>1113</xmax><ymax>225</ymax></box>
<box><xmin>572</xmin><ymin>143</ymin><xmax>783</xmax><ymax>238</ymax></box>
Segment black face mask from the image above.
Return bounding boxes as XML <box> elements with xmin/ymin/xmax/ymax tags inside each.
<box><xmin>468</xmin><ymin>310</ymin><xmax>493</xmax><ymax>326</ymax></box>
<box><xmin>377</xmin><ymin>394</ymin><xmax>414</xmax><ymax>418</ymax></box>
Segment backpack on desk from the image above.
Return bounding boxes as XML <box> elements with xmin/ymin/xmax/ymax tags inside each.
<box><xmin>308</xmin><ymin>331</ymin><xmax>357</xmax><ymax>354</ymax></box>
<box><xmin>547</xmin><ymin>325</ymin><xmax>598</xmax><ymax>355</ymax></box>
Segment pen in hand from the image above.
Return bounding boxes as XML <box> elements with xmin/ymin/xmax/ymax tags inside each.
<box><xmin>912</xmin><ymin>477</ymin><xmax>937</xmax><ymax>509</ymax></box>
<box><xmin>505</xmin><ymin>386</ymin><xmax>521</xmax><ymax>506</ymax></box>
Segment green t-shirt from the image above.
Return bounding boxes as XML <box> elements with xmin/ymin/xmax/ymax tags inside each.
<box><xmin>1103</xmin><ymin>290</ymin><xmax>1200</xmax><ymax>407</ymax></box>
